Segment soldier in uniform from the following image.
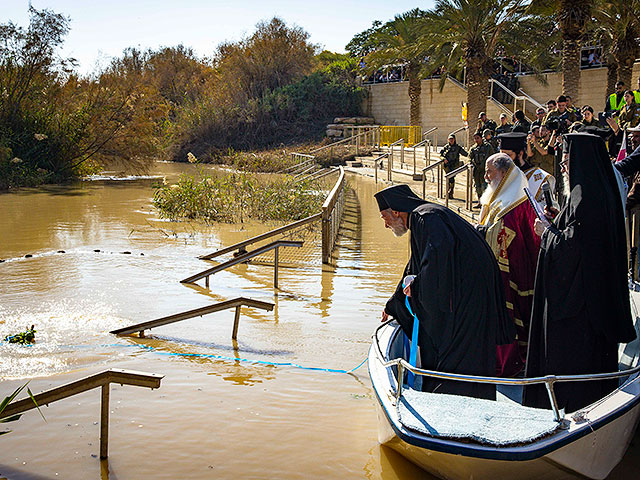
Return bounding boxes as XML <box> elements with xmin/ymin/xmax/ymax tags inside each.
<box><xmin>477</xmin><ymin>112</ymin><xmax>497</xmax><ymax>135</ymax></box>
<box><xmin>496</xmin><ymin>113</ymin><xmax>512</xmax><ymax>135</ymax></box>
<box><xmin>469</xmin><ymin>131</ymin><xmax>495</xmax><ymax>206</ymax></box>
<box><xmin>484</xmin><ymin>128</ymin><xmax>499</xmax><ymax>151</ymax></box>
<box><xmin>440</xmin><ymin>134</ymin><xmax>468</xmax><ymax>199</ymax></box>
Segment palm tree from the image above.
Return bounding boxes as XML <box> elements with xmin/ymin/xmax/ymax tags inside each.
<box><xmin>593</xmin><ymin>0</ymin><xmax>640</xmax><ymax>92</ymax></box>
<box><xmin>420</xmin><ymin>0</ymin><xmax>526</xmax><ymax>143</ymax></box>
<box><xmin>364</xmin><ymin>9</ymin><xmax>428</xmax><ymax>126</ymax></box>
<box><xmin>529</xmin><ymin>0</ymin><xmax>593</xmax><ymax>103</ymax></box>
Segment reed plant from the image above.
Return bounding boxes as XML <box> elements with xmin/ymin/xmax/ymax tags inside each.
<box><xmin>153</xmin><ymin>171</ymin><xmax>325</xmax><ymax>223</ymax></box>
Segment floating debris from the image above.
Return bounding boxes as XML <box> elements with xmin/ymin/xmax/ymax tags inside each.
<box><xmin>4</xmin><ymin>325</ymin><xmax>36</xmax><ymax>344</ymax></box>
<box><xmin>24</xmin><ymin>254</ymin><xmax>33</xmax><ymax>258</ymax></box>
<box><xmin>57</xmin><ymin>250</ymin><xmax>65</xmax><ymax>253</ymax></box>
<box><xmin>94</xmin><ymin>249</ymin><xmax>100</xmax><ymax>252</ymax></box>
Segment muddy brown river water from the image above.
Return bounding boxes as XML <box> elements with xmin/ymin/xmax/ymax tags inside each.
<box><xmin>0</xmin><ymin>163</ymin><xmax>638</xmax><ymax>479</ymax></box>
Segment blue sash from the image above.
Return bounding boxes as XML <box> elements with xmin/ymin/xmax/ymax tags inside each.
<box><xmin>404</xmin><ymin>295</ymin><xmax>419</xmax><ymax>388</ymax></box>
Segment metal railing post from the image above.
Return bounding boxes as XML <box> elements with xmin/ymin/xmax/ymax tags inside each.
<box><xmin>466</xmin><ymin>166</ymin><xmax>472</xmax><ymax>210</ymax></box>
<box><xmin>274</xmin><ymin>245</ymin><xmax>279</xmax><ymax>289</ymax></box>
<box><xmin>232</xmin><ymin>305</ymin><xmax>241</xmax><ymax>340</ymax></box>
<box><xmin>438</xmin><ymin>164</ymin><xmax>443</xmax><ymax>198</ymax></box>
<box><xmin>375</xmin><ymin>157</ymin><xmax>378</xmax><ymax>183</ymax></box>
<box><xmin>100</xmin><ymin>384</ymin><xmax>110</xmax><ymax>459</ymax></box>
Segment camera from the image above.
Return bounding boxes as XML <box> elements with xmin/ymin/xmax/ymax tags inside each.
<box><xmin>545</xmin><ymin>111</ymin><xmax>570</xmax><ymax>134</ymax></box>
<box><xmin>598</xmin><ymin>111</ymin><xmax>614</xmax><ymax>128</ymax></box>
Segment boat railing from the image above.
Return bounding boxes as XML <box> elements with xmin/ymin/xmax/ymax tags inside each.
<box><xmin>374</xmin><ymin>320</ymin><xmax>640</xmax><ymax>422</ymax></box>
<box><xmin>0</xmin><ymin>369</ymin><xmax>163</xmax><ymax>459</ymax></box>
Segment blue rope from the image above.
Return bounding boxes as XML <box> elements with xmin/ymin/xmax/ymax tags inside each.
<box><xmin>45</xmin><ymin>342</ymin><xmax>369</xmax><ymax>375</ymax></box>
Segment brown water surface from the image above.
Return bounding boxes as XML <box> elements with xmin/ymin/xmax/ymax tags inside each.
<box><xmin>0</xmin><ymin>163</ymin><xmax>638</xmax><ymax>479</ymax></box>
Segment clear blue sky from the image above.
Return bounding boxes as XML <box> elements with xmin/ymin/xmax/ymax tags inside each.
<box><xmin>4</xmin><ymin>1</ymin><xmax>434</xmax><ymax>73</ymax></box>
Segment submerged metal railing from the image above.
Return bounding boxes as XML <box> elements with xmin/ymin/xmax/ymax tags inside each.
<box><xmin>0</xmin><ymin>369</ymin><xmax>163</xmax><ymax>459</ymax></box>
<box><xmin>374</xmin><ymin>320</ymin><xmax>640</xmax><ymax>422</ymax></box>
<box><xmin>322</xmin><ymin>166</ymin><xmax>346</xmax><ymax>263</ymax></box>
<box><xmin>110</xmin><ymin>297</ymin><xmax>274</xmax><ymax>340</ymax></box>
<box><xmin>183</xmin><ymin>240</ymin><xmax>303</xmax><ymax>288</ymax></box>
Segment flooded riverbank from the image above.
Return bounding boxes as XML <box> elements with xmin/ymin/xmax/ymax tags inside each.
<box><xmin>0</xmin><ymin>163</ymin><xmax>639</xmax><ymax>479</ymax></box>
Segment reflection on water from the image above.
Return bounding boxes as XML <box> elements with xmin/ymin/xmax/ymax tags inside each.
<box><xmin>0</xmin><ymin>163</ymin><xmax>636</xmax><ymax>479</ymax></box>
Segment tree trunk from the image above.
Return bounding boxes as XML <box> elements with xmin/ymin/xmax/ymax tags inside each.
<box><xmin>407</xmin><ymin>62</ymin><xmax>422</xmax><ymax>126</ymax></box>
<box><xmin>466</xmin><ymin>60</ymin><xmax>488</xmax><ymax>148</ymax></box>
<box><xmin>562</xmin><ymin>38</ymin><xmax>581</xmax><ymax>102</ymax></box>
<box><xmin>606</xmin><ymin>56</ymin><xmax>618</xmax><ymax>98</ymax></box>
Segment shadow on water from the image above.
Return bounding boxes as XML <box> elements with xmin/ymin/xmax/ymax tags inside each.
<box><xmin>133</xmin><ymin>334</ymin><xmax>293</xmax><ymax>356</ymax></box>
<box><xmin>363</xmin><ymin>445</ymin><xmax>437</xmax><ymax>480</ymax></box>
<box><xmin>0</xmin><ymin>465</ymin><xmax>57</xmax><ymax>480</ymax></box>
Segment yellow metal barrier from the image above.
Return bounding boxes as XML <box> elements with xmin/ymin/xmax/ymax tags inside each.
<box><xmin>380</xmin><ymin>126</ymin><xmax>423</xmax><ymax>146</ymax></box>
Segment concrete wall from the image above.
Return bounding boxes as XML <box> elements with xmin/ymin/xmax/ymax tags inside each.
<box><xmin>364</xmin><ymin>62</ymin><xmax>640</xmax><ymax>146</ymax></box>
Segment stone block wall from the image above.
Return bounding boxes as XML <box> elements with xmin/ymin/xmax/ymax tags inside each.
<box><xmin>364</xmin><ymin>62</ymin><xmax>640</xmax><ymax>146</ymax></box>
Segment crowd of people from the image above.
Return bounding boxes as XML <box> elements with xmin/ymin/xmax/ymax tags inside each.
<box><xmin>376</xmin><ymin>83</ymin><xmax>640</xmax><ymax>411</ymax></box>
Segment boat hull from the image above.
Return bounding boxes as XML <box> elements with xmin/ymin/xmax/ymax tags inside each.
<box><xmin>369</xmin><ymin>322</ymin><xmax>640</xmax><ymax>480</ymax></box>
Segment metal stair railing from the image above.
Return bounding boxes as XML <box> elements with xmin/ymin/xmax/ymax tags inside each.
<box><xmin>322</xmin><ymin>166</ymin><xmax>346</xmax><ymax>264</ymax></box>
<box><xmin>199</xmin><ymin>214</ymin><xmax>321</xmax><ymax>260</ymax></box>
<box><xmin>373</xmin><ymin>153</ymin><xmax>390</xmax><ymax>184</ymax></box>
<box><xmin>110</xmin><ymin>297</ymin><xmax>274</xmax><ymax>340</ymax></box>
<box><xmin>387</xmin><ymin>139</ymin><xmax>404</xmax><ymax>181</ymax></box>
<box><xmin>422</xmin><ymin>159</ymin><xmax>445</xmax><ymax>199</ymax></box>
<box><xmin>444</xmin><ymin>163</ymin><xmax>474</xmax><ymax>211</ymax></box>
<box><xmin>422</xmin><ymin>126</ymin><xmax>438</xmax><ymax>151</ymax></box>
<box><xmin>294</xmin><ymin>167</ymin><xmax>339</xmax><ymax>184</ymax></box>
<box><xmin>450</xmin><ymin>126</ymin><xmax>469</xmax><ymax>151</ymax></box>
<box><xmin>0</xmin><ymin>369</ymin><xmax>163</xmax><ymax>459</ymax></box>
<box><xmin>488</xmin><ymin>78</ymin><xmax>540</xmax><ymax>122</ymax></box>
<box><xmin>183</xmin><ymin>240</ymin><xmax>303</xmax><ymax>288</ymax></box>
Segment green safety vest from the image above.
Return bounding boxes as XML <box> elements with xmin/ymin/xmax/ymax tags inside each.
<box><xmin>635</xmin><ymin>90</ymin><xmax>640</xmax><ymax>104</ymax></box>
<box><xmin>609</xmin><ymin>93</ymin><xmax>625</xmax><ymax>111</ymax></box>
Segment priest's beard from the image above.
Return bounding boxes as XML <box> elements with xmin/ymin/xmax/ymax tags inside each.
<box><xmin>388</xmin><ymin>215</ymin><xmax>408</xmax><ymax>237</ymax></box>
<box><xmin>563</xmin><ymin>171</ymin><xmax>570</xmax><ymax>197</ymax></box>
<box><xmin>480</xmin><ymin>179</ymin><xmax>500</xmax><ymax>206</ymax></box>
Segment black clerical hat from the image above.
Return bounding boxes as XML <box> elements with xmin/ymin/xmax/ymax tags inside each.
<box><xmin>374</xmin><ymin>184</ymin><xmax>426</xmax><ymax>212</ymax></box>
<box><xmin>498</xmin><ymin>132</ymin><xmax>527</xmax><ymax>151</ymax></box>
<box><xmin>581</xmin><ymin>125</ymin><xmax>612</xmax><ymax>140</ymax></box>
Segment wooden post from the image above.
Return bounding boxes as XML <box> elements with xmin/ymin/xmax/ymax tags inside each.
<box><xmin>100</xmin><ymin>384</ymin><xmax>110</xmax><ymax>459</ymax></box>
<box><xmin>232</xmin><ymin>305</ymin><xmax>241</xmax><ymax>340</ymax></box>
<box><xmin>274</xmin><ymin>246</ymin><xmax>279</xmax><ymax>289</ymax></box>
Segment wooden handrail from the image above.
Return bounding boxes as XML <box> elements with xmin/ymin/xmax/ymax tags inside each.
<box><xmin>1</xmin><ymin>369</ymin><xmax>163</xmax><ymax>459</ymax></box>
<box><xmin>184</xmin><ymin>240</ymin><xmax>303</xmax><ymax>287</ymax></box>
<box><xmin>110</xmin><ymin>297</ymin><xmax>274</xmax><ymax>338</ymax></box>
<box><xmin>199</xmin><ymin>214</ymin><xmax>321</xmax><ymax>260</ymax></box>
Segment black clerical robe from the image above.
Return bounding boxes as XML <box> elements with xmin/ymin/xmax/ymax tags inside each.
<box><xmin>385</xmin><ymin>203</ymin><xmax>514</xmax><ymax>400</ymax></box>
<box><xmin>524</xmin><ymin>133</ymin><xmax>637</xmax><ymax>412</ymax></box>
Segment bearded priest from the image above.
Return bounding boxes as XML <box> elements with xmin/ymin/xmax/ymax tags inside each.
<box><xmin>478</xmin><ymin>153</ymin><xmax>541</xmax><ymax>377</ymax></box>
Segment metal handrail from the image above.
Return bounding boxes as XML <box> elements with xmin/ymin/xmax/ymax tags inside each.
<box><xmin>449</xmin><ymin>126</ymin><xmax>469</xmax><ymax>151</ymax></box>
<box><xmin>489</xmin><ymin>78</ymin><xmax>540</xmax><ymax>121</ymax></box>
<box><xmin>517</xmin><ymin>88</ymin><xmax>544</xmax><ymax>109</ymax></box>
<box><xmin>444</xmin><ymin>163</ymin><xmax>473</xmax><ymax>210</ymax></box>
<box><xmin>183</xmin><ymin>240</ymin><xmax>304</xmax><ymax>288</ymax></box>
<box><xmin>322</xmin><ymin>166</ymin><xmax>346</xmax><ymax>263</ymax></box>
<box><xmin>422</xmin><ymin>159</ymin><xmax>445</xmax><ymax>198</ymax></box>
<box><xmin>388</xmin><ymin>138</ymin><xmax>404</xmax><ymax>180</ymax></box>
<box><xmin>373</xmin><ymin>320</ymin><xmax>640</xmax><ymax>422</ymax></box>
<box><xmin>310</xmin><ymin>129</ymin><xmax>378</xmax><ymax>155</ymax></box>
<box><xmin>411</xmin><ymin>138</ymin><xmax>432</xmax><ymax>177</ymax></box>
<box><xmin>199</xmin><ymin>214</ymin><xmax>321</xmax><ymax>260</ymax></box>
<box><xmin>0</xmin><ymin>369</ymin><xmax>163</xmax><ymax>459</ymax></box>
<box><xmin>294</xmin><ymin>167</ymin><xmax>339</xmax><ymax>184</ymax></box>
<box><xmin>373</xmin><ymin>153</ymin><xmax>390</xmax><ymax>184</ymax></box>
<box><xmin>282</xmin><ymin>155</ymin><xmax>315</xmax><ymax>174</ymax></box>
<box><xmin>110</xmin><ymin>297</ymin><xmax>274</xmax><ymax>339</ymax></box>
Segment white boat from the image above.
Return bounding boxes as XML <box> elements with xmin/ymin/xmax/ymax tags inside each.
<box><xmin>368</xmin><ymin>286</ymin><xmax>640</xmax><ymax>480</ymax></box>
